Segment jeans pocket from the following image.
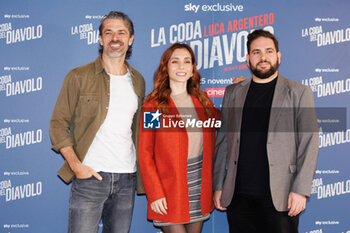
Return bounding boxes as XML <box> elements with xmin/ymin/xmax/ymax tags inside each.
<box><xmin>75</xmin><ymin>175</ymin><xmax>94</xmax><ymax>181</ymax></box>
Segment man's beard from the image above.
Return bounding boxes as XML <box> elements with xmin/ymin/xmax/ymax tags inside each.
<box><xmin>104</xmin><ymin>40</ymin><xmax>127</xmax><ymax>58</ymax></box>
<box><xmin>249</xmin><ymin>59</ymin><xmax>279</xmax><ymax>79</ymax></box>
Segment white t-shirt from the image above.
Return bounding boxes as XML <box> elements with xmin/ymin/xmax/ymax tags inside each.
<box><xmin>83</xmin><ymin>70</ymin><xmax>138</xmax><ymax>173</ymax></box>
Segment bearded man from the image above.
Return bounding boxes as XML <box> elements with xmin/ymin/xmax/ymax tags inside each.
<box><xmin>213</xmin><ymin>29</ymin><xmax>319</xmax><ymax>233</ymax></box>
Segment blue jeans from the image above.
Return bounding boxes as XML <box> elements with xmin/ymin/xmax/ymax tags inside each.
<box><xmin>68</xmin><ymin>172</ymin><xmax>136</xmax><ymax>233</ymax></box>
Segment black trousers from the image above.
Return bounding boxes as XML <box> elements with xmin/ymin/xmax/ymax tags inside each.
<box><xmin>227</xmin><ymin>194</ymin><xmax>299</xmax><ymax>233</ymax></box>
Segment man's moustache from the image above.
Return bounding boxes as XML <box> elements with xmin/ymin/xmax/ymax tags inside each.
<box><xmin>109</xmin><ymin>41</ymin><xmax>123</xmax><ymax>46</ymax></box>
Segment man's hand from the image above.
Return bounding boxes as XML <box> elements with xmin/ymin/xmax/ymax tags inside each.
<box><xmin>288</xmin><ymin>192</ymin><xmax>306</xmax><ymax>216</ymax></box>
<box><xmin>74</xmin><ymin>164</ymin><xmax>102</xmax><ymax>181</ymax></box>
<box><xmin>151</xmin><ymin>197</ymin><xmax>168</xmax><ymax>215</ymax></box>
<box><xmin>60</xmin><ymin>146</ymin><xmax>102</xmax><ymax>181</ymax></box>
<box><xmin>213</xmin><ymin>190</ymin><xmax>227</xmax><ymax>211</ymax></box>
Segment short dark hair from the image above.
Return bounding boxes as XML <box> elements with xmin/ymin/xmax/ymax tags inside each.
<box><xmin>99</xmin><ymin>11</ymin><xmax>134</xmax><ymax>59</ymax></box>
<box><xmin>247</xmin><ymin>29</ymin><xmax>279</xmax><ymax>54</ymax></box>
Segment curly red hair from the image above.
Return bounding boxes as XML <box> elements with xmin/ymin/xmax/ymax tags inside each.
<box><xmin>146</xmin><ymin>43</ymin><xmax>213</xmax><ymax>116</ymax></box>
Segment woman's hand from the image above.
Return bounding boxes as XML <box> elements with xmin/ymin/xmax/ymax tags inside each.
<box><xmin>151</xmin><ymin>197</ymin><xmax>168</xmax><ymax>215</ymax></box>
<box><xmin>233</xmin><ymin>76</ymin><xmax>247</xmax><ymax>84</ymax></box>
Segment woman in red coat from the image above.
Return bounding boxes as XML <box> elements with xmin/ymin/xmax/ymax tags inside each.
<box><xmin>139</xmin><ymin>43</ymin><xmax>219</xmax><ymax>233</ymax></box>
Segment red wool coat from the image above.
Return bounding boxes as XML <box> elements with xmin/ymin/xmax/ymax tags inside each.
<box><xmin>139</xmin><ymin>96</ymin><xmax>218</xmax><ymax>223</ymax></box>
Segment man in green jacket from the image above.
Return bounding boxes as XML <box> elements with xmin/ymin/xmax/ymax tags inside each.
<box><xmin>50</xmin><ymin>11</ymin><xmax>145</xmax><ymax>233</ymax></box>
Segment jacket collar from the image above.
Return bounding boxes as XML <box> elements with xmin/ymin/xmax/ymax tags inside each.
<box><xmin>94</xmin><ymin>54</ymin><xmax>142</xmax><ymax>98</ymax></box>
<box><xmin>94</xmin><ymin>54</ymin><xmax>104</xmax><ymax>75</ymax></box>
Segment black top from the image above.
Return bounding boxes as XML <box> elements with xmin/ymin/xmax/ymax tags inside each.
<box><xmin>234</xmin><ymin>76</ymin><xmax>278</xmax><ymax>197</ymax></box>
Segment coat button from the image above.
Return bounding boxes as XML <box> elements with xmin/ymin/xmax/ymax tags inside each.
<box><xmin>234</xmin><ymin>161</ymin><xmax>237</xmax><ymax>165</ymax></box>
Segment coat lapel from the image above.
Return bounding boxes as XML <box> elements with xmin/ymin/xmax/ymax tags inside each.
<box><xmin>231</xmin><ymin>79</ymin><xmax>251</xmax><ymax>133</ymax></box>
<box><xmin>268</xmin><ymin>75</ymin><xmax>289</xmax><ymax>132</ymax></box>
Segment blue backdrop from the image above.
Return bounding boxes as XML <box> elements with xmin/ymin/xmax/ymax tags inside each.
<box><xmin>1</xmin><ymin>0</ymin><xmax>349</xmax><ymax>233</ymax></box>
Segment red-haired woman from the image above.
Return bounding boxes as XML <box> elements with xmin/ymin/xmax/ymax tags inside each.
<box><xmin>139</xmin><ymin>43</ymin><xmax>219</xmax><ymax>233</ymax></box>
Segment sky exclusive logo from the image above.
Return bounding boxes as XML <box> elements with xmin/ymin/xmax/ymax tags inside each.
<box><xmin>184</xmin><ymin>3</ymin><xmax>244</xmax><ymax>13</ymax></box>
<box><xmin>3</xmin><ymin>224</ymin><xmax>30</xmax><ymax>230</ymax></box>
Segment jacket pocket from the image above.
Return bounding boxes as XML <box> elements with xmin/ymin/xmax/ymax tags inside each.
<box><xmin>289</xmin><ymin>164</ymin><xmax>297</xmax><ymax>174</ymax></box>
<box><xmin>77</xmin><ymin>95</ymin><xmax>99</xmax><ymax>117</ymax></box>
